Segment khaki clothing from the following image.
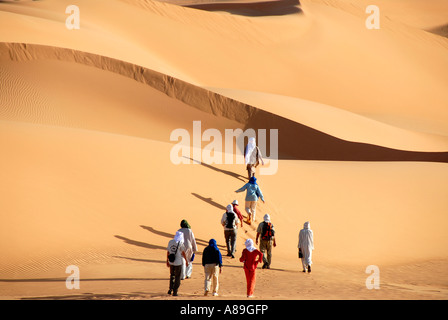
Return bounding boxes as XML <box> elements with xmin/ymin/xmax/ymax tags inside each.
<box><xmin>204</xmin><ymin>263</ymin><xmax>220</xmax><ymax>294</ymax></box>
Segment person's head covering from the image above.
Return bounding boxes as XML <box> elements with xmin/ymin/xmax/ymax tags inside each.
<box><xmin>263</xmin><ymin>214</ymin><xmax>270</xmax><ymax>223</ymax></box>
<box><xmin>180</xmin><ymin>219</ymin><xmax>191</xmax><ymax>229</ymax></box>
<box><xmin>303</xmin><ymin>221</ymin><xmax>310</xmax><ymax>229</ymax></box>
<box><xmin>208</xmin><ymin>239</ymin><xmax>223</xmax><ymax>267</ymax></box>
<box><xmin>245</xmin><ymin>137</ymin><xmax>257</xmax><ymax>164</ymax></box>
<box><xmin>245</xmin><ymin>239</ymin><xmax>256</xmax><ymax>252</ymax></box>
<box><xmin>232</xmin><ymin>200</ymin><xmax>238</xmax><ymax>206</ymax></box>
<box><xmin>208</xmin><ymin>239</ymin><xmax>219</xmax><ymax>250</ymax></box>
<box><xmin>249</xmin><ymin>176</ymin><xmax>257</xmax><ymax>185</ymax></box>
<box><xmin>226</xmin><ymin>204</ymin><xmax>234</xmax><ymax>213</ymax></box>
<box><xmin>174</xmin><ymin>231</ymin><xmax>184</xmax><ymax>243</ymax></box>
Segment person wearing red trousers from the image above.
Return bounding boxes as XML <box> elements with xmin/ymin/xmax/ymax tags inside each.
<box><xmin>232</xmin><ymin>200</ymin><xmax>244</xmax><ymax>228</ymax></box>
<box><xmin>239</xmin><ymin>239</ymin><xmax>263</xmax><ymax>298</ymax></box>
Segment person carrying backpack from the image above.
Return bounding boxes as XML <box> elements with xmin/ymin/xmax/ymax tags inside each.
<box><xmin>166</xmin><ymin>231</ymin><xmax>188</xmax><ymax>296</ymax></box>
<box><xmin>255</xmin><ymin>214</ymin><xmax>276</xmax><ymax>269</ymax></box>
<box><xmin>221</xmin><ymin>204</ymin><xmax>240</xmax><ymax>258</ymax></box>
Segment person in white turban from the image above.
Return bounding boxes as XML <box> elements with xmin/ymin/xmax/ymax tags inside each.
<box><xmin>298</xmin><ymin>221</ymin><xmax>314</xmax><ymax>273</ymax></box>
<box><xmin>256</xmin><ymin>214</ymin><xmax>276</xmax><ymax>269</ymax></box>
<box><xmin>221</xmin><ymin>204</ymin><xmax>240</xmax><ymax>258</ymax></box>
<box><xmin>167</xmin><ymin>231</ymin><xmax>188</xmax><ymax>296</ymax></box>
<box><xmin>244</xmin><ymin>137</ymin><xmax>264</xmax><ymax>180</ymax></box>
<box><xmin>239</xmin><ymin>239</ymin><xmax>263</xmax><ymax>297</ymax></box>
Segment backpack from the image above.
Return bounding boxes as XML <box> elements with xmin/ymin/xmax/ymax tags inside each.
<box><xmin>225</xmin><ymin>212</ymin><xmax>235</xmax><ymax>229</ymax></box>
<box><xmin>261</xmin><ymin>222</ymin><xmax>274</xmax><ymax>240</ymax></box>
<box><xmin>168</xmin><ymin>242</ymin><xmax>180</xmax><ymax>263</ymax></box>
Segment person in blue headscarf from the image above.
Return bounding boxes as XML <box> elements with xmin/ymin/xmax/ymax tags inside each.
<box><xmin>235</xmin><ymin>176</ymin><xmax>265</xmax><ymax>225</ymax></box>
<box><xmin>202</xmin><ymin>239</ymin><xmax>223</xmax><ymax>296</ymax></box>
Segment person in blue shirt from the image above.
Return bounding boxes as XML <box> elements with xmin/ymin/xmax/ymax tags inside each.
<box><xmin>235</xmin><ymin>176</ymin><xmax>265</xmax><ymax>225</ymax></box>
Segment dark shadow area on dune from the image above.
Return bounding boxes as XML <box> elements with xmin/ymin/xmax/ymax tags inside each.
<box><xmin>2</xmin><ymin>42</ymin><xmax>447</xmax><ymax>163</ymax></box>
<box><xmin>20</xmin><ymin>291</ymin><xmax>158</xmax><ymax>300</ymax></box>
<box><xmin>140</xmin><ymin>225</ymin><xmax>226</xmax><ymax>249</ymax></box>
<box><xmin>0</xmin><ymin>277</ymin><xmax>166</xmax><ymax>283</ymax></box>
<box><xmin>113</xmin><ymin>255</ymin><xmax>167</xmax><ymax>265</ymax></box>
<box><xmin>183</xmin><ymin>157</ymin><xmax>246</xmax><ymax>182</ymax></box>
<box><xmin>184</xmin><ymin>0</ymin><xmax>302</xmax><ymax>17</ymax></box>
<box><xmin>140</xmin><ymin>225</ymin><xmax>174</xmax><ymax>239</ymax></box>
<box><xmin>191</xmin><ymin>192</ymin><xmax>227</xmax><ymax>211</ymax></box>
<box><xmin>426</xmin><ymin>23</ymin><xmax>448</xmax><ymax>38</ymax></box>
<box><xmin>244</xmin><ymin>109</ymin><xmax>448</xmax><ymax>162</ymax></box>
<box><xmin>114</xmin><ymin>235</ymin><xmax>167</xmax><ymax>251</ymax></box>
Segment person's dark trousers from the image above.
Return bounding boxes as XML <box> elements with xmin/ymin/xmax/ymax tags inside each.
<box><xmin>224</xmin><ymin>229</ymin><xmax>237</xmax><ymax>256</ymax></box>
<box><xmin>169</xmin><ymin>265</ymin><xmax>182</xmax><ymax>295</ymax></box>
<box><xmin>247</xmin><ymin>164</ymin><xmax>255</xmax><ymax>179</ymax></box>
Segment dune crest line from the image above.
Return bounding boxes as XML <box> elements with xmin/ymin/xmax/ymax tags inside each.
<box><xmin>2</xmin><ymin>41</ymin><xmax>448</xmax><ymax>162</ymax></box>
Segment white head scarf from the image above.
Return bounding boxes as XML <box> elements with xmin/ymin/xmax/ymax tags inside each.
<box><xmin>174</xmin><ymin>230</ymin><xmax>184</xmax><ymax>243</ymax></box>
<box><xmin>264</xmin><ymin>214</ymin><xmax>270</xmax><ymax>223</ymax></box>
<box><xmin>245</xmin><ymin>137</ymin><xmax>256</xmax><ymax>165</ymax></box>
<box><xmin>245</xmin><ymin>239</ymin><xmax>256</xmax><ymax>252</ymax></box>
<box><xmin>226</xmin><ymin>204</ymin><xmax>234</xmax><ymax>213</ymax></box>
<box><xmin>304</xmin><ymin>221</ymin><xmax>310</xmax><ymax>229</ymax></box>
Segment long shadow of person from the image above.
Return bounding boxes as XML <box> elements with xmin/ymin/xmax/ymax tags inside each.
<box><xmin>114</xmin><ymin>235</ymin><xmax>166</xmax><ymax>251</ymax></box>
<box><xmin>140</xmin><ymin>225</ymin><xmax>226</xmax><ymax>250</ymax></box>
<box><xmin>183</xmin><ymin>156</ymin><xmax>246</xmax><ymax>182</ymax></box>
<box><xmin>191</xmin><ymin>193</ymin><xmax>226</xmax><ymax>211</ymax></box>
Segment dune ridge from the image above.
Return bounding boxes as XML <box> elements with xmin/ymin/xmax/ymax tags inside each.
<box><xmin>1</xmin><ymin>0</ymin><xmax>448</xmax><ymax>301</ymax></box>
<box><xmin>2</xmin><ymin>42</ymin><xmax>448</xmax><ymax>163</ymax></box>
<box><xmin>2</xmin><ymin>0</ymin><xmax>448</xmax><ymax>136</ymax></box>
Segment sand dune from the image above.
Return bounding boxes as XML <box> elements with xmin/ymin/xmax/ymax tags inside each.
<box><xmin>1</xmin><ymin>0</ymin><xmax>448</xmax><ymax>300</ymax></box>
<box><xmin>1</xmin><ymin>0</ymin><xmax>448</xmax><ymax>134</ymax></box>
<box><xmin>2</xmin><ymin>42</ymin><xmax>448</xmax><ymax>163</ymax></box>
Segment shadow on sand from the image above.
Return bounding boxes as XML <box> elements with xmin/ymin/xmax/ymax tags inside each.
<box><xmin>184</xmin><ymin>0</ymin><xmax>303</xmax><ymax>17</ymax></box>
<box><xmin>191</xmin><ymin>192</ymin><xmax>226</xmax><ymax>211</ymax></box>
<box><xmin>140</xmin><ymin>225</ymin><xmax>226</xmax><ymax>250</ymax></box>
<box><xmin>183</xmin><ymin>156</ymin><xmax>247</xmax><ymax>182</ymax></box>
<box><xmin>114</xmin><ymin>235</ymin><xmax>166</xmax><ymax>251</ymax></box>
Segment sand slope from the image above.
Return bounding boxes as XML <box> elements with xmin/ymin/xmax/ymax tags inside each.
<box><xmin>1</xmin><ymin>0</ymin><xmax>448</xmax><ymax>134</ymax></box>
<box><xmin>1</xmin><ymin>0</ymin><xmax>448</xmax><ymax>300</ymax></box>
<box><xmin>2</xmin><ymin>42</ymin><xmax>448</xmax><ymax>163</ymax></box>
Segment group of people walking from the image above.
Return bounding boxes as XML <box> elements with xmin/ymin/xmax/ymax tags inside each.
<box><xmin>165</xmin><ymin>137</ymin><xmax>314</xmax><ymax>297</ymax></box>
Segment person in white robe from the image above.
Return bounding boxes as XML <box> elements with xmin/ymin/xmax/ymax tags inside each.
<box><xmin>178</xmin><ymin>219</ymin><xmax>198</xmax><ymax>280</ymax></box>
<box><xmin>298</xmin><ymin>221</ymin><xmax>314</xmax><ymax>273</ymax></box>
<box><xmin>244</xmin><ymin>137</ymin><xmax>264</xmax><ymax>179</ymax></box>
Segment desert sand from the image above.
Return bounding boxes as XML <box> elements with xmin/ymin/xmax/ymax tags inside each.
<box><xmin>1</xmin><ymin>0</ymin><xmax>448</xmax><ymax>301</ymax></box>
